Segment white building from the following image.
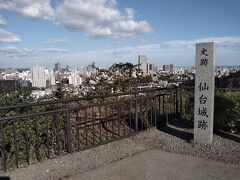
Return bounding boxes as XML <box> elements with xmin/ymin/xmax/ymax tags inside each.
<box><xmin>69</xmin><ymin>69</ymin><xmax>82</xmax><ymax>86</ymax></box>
<box><xmin>79</xmin><ymin>66</ymin><xmax>87</xmax><ymax>76</ymax></box>
<box><xmin>31</xmin><ymin>89</ymin><xmax>52</xmax><ymax>99</ymax></box>
<box><xmin>19</xmin><ymin>70</ymin><xmax>31</xmax><ymax>81</ymax></box>
<box><xmin>49</xmin><ymin>68</ymin><xmax>56</xmax><ymax>86</ymax></box>
<box><xmin>31</xmin><ymin>66</ymin><xmax>46</xmax><ymax>88</ymax></box>
<box><xmin>138</xmin><ymin>55</ymin><xmax>149</xmax><ymax>76</ymax></box>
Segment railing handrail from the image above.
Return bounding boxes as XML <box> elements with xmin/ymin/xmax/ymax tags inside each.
<box><xmin>180</xmin><ymin>86</ymin><xmax>240</xmax><ymax>92</ymax></box>
<box><xmin>0</xmin><ymin>108</ymin><xmax>67</xmax><ymax>121</ymax></box>
<box><xmin>0</xmin><ymin>94</ymin><xmax>166</xmax><ymax>121</ymax></box>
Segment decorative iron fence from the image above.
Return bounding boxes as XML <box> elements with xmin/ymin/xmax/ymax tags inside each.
<box><xmin>0</xmin><ymin>87</ymin><xmax>180</xmax><ymax>172</ymax></box>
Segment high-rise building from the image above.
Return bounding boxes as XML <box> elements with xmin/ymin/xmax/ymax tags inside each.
<box><xmin>79</xmin><ymin>66</ymin><xmax>87</xmax><ymax>76</ymax></box>
<box><xmin>86</xmin><ymin>62</ymin><xmax>97</xmax><ymax>75</ymax></box>
<box><xmin>92</xmin><ymin>62</ymin><xmax>96</xmax><ymax>68</ymax></box>
<box><xmin>69</xmin><ymin>69</ymin><xmax>82</xmax><ymax>86</ymax></box>
<box><xmin>5</xmin><ymin>68</ymin><xmax>17</xmax><ymax>74</ymax></box>
<box><xmin>163</xmin><ymin>64</ymin><xmax>170</xmax><ymax>71</ymax></box>
<box><xmin>49</xmin><ymin>68</ymin><xmax>56</xmax><ymax>86</ymax></box>
<box><xmin>54</xmin><ymin>62</ymin><xmax>61</xmax><ymax>72</ymax></box>
<box><xmin>163</xmin><ymin>64</ymin><xmax>174</xmax><ymax>71</ymax></box>
<box><xmin>138</xmin><ymin>55</ymin><xmax>149</xmax><ymax>76</ymax></box>
<box><xmin>65</xmin><ymin>65</ymin><xmax>70</xmax><ymax>72</ymax></box>
<box><xmin>31</xmin><ymin>66</ymin><xmax>46</xmax><ymax>88</ymax></box>
<box><xmin>149</xmin><ymin>63</ymin><xmax>157</xmax><ymax>75</ymax></box>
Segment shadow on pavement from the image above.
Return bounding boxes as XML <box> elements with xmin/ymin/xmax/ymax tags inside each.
<box><xmin>156</xmin><ymin>118</ymin><xmax>240</xmax><ymax>144</ymax></box>
<box><xmin>158</xmin><ymin>125</ymin><xmax>193</xmax><ymax>142</ymax></box>
<box><xmin>0</xmin><ymin>176</ymin><xmax>10</xmax><ymax>180</ymax></box>
<box><xmin>214</xmin><ymin>130</ymin><xmax>240</xmax><ymax>143</ymax></box>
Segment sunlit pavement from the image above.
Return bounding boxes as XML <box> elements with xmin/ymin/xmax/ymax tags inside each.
<box><xmin>66</xmin><ymin>149</ymin><xmax>240</xmax><ymax>180</ymax></box>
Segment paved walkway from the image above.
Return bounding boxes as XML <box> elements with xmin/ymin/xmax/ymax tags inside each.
<box><xmin>67</xmin><ymin>149</ymin><xmax>240</xmax><ymax>180</ymax></box>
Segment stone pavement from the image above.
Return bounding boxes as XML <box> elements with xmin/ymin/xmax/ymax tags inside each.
<box><xmin>66</xmin><ymin>149</ymin><xmax>240</xmax><ymax>180</ymax></box>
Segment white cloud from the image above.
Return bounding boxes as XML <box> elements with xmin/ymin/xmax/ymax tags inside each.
<box><xmin>42</xmin><ymin>48</ymin><xmax>69</xmax><ymax>53</ymax></box>
<box><xmin>0</xmin><ymin>46</ymin><xmax>38</xmax><ymax>57</ymax></box>
<box><xmin>0</xmin><ymin>0</ymin><xmax>54</xmax><ymax>20</ymax></box>
<box><xmin>125</xmin><ymin>8</ymin><xmax>135</xmax><ymax>19</ymax></box>
<box><xmin>114</xmin><ymin>37</ymin><xmax>240</xmax><ymax>59</ymax></box>
<box><xmin>0</xmin><ymin>28</ymin><xmax>22</xmax><ymax>43</ymax></box>
<box><xmin>60</xmin><ymin>36</ymin><xmax>240</xmax><ymax>67</ymax></box>
<box><xmin>46</xmin><ymin>38</ymin><xmax>70</xmax><ymax>44</ymax></box>
<box><xmin>158</xmin><ymin>36</ymin><xmax>240</xmax><ymax>49</ymax></box>
<box><xmin>0</xmin><ymin>0</ymin><xmax>151</xmax><ymax>39</ymax></box>
<box><xmin>0</xmin><ymin>46</ymin><xmax>69</xmax><ymax>57</ymax></box>
<box><xmin>113</xmin><ymin>49</ymin><xmax>131</xmax><ymax>55</ymax></box>
<box><xmin>0</xmin><ymin>46</ymin><xmax>19</xmax><ymax>55</ymax></box>
<box><xmin>0</xmin><ymin>14</ymin><xmax>6</xmax><ymax>26</ymax></box>
<box><xmin>1</xmin><ymin>36</ymin><xmax>239</xmax><ymax>68</ymax></box>
<box><xmin>54</xmin><ymin>0</ymin><xmax>152</xmax><ymax>39</ymax></box>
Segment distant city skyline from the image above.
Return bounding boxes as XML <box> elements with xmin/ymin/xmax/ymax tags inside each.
<box><xmin>0</xmin><ymin>0</ymin><xmax>239</xmax><ymax>68</ymax></box>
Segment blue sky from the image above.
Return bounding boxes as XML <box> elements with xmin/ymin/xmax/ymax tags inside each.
<box><xmin>0</xmin><ymin>0</ymin><xmax>239</xmax><ymax>68</ymax></box>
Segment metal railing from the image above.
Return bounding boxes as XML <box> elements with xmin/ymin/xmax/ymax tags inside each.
<box><xmin>0</xmin><ymin>87</ymin><xmax>180</xmax><ymax>172</ymax></box>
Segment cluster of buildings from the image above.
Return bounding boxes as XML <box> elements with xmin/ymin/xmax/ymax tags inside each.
<box><xmin>29</xmin><ymin>62</ymin><xmax>99</xmax><ymax>88</ymax></box>
<box><xmin>138</xmin><ymin>55</ymin><xmax>158</xmax><ymax>76</ymax></box>
<box><xmin>0</xmin><ymin>62</ymin><xmax>98</xmax><ymax>98</ymax></box>
<box><xmin>0</xmin><ymin>55</ymin><xmax>239</xmax><ymax>99</ymax></box>
<box><xmin>163</xmin><ymin>64</ymin><xmax>174</xmax><ymax>72</ymax></box>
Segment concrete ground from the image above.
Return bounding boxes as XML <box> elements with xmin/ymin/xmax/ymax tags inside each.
<box><xmin>2</xmin><ymin>129</ymin><xmax>240</xmax><ymax>180</ymax></box>
<box><xmin>67</xmin><ymin>149</ymin><xmax>240</xmax><ymax>180</ymax></box>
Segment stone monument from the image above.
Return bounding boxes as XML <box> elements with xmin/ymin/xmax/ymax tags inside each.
<box><xmin>194</xmin><ymin>42</ymin><xmax>215</xmax><ymax>144</ymax></box>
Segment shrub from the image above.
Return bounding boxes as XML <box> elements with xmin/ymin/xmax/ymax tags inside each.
<box><xmin>182</xmin><ymin>91</ymin><xmax>240</xmax><ymax>134</ymax></box>
<box><xmin>214</xmin><ymin>91</ymin><xmax>240</xmax><ymax>134</ymax></box>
